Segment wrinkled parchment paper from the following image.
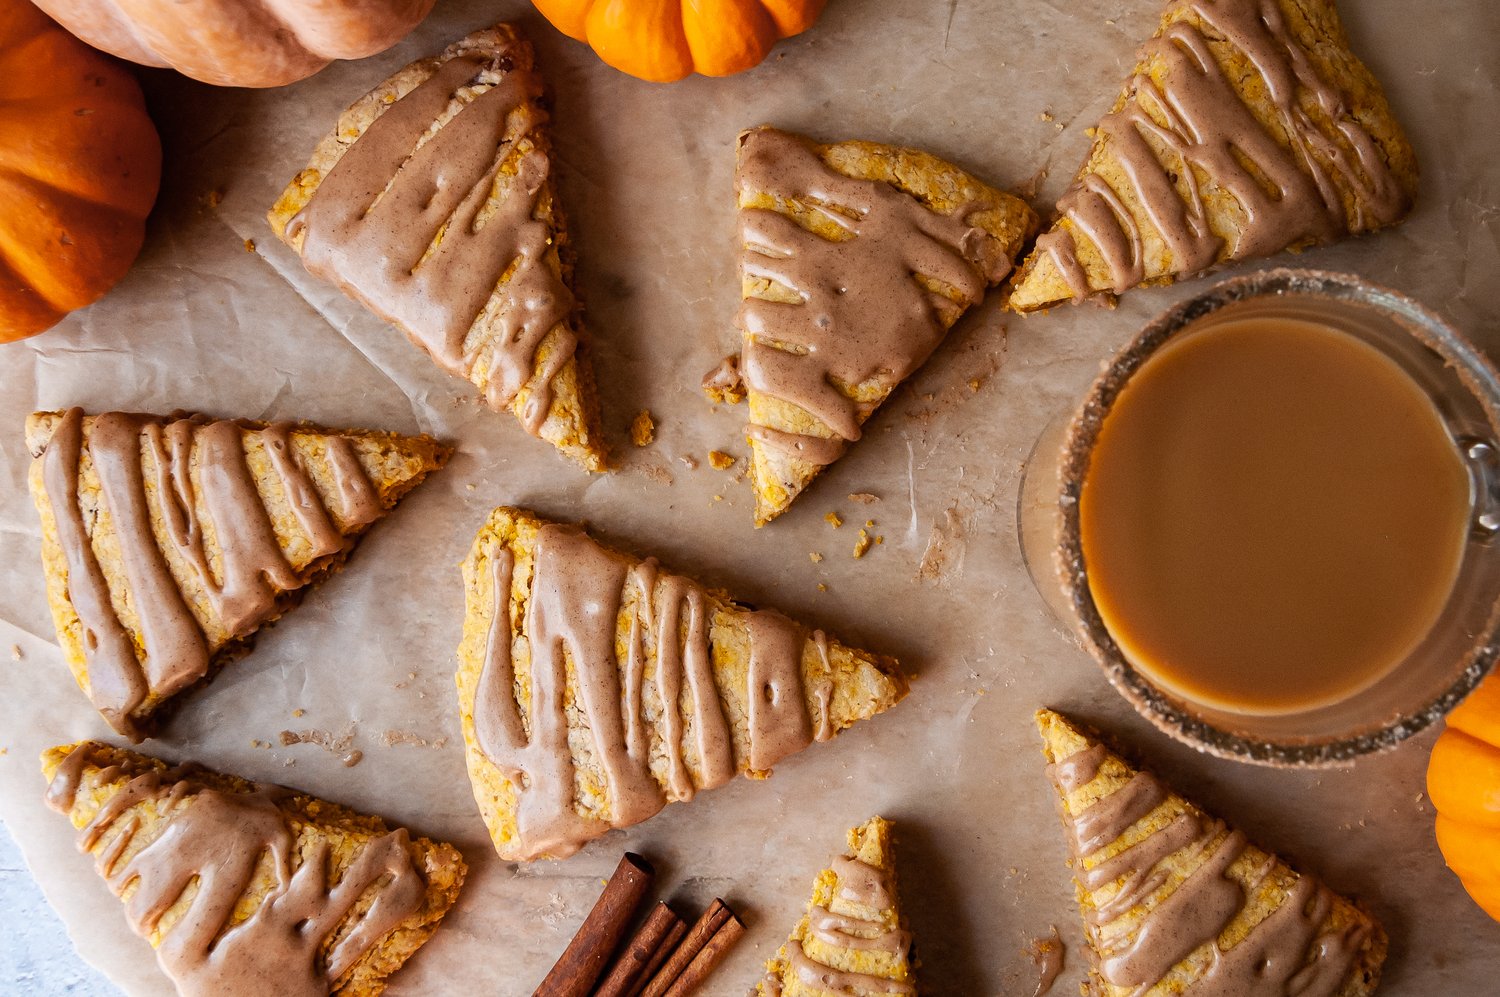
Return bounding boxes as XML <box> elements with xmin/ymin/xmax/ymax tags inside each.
<box><xmin>2</xmin><ymin>1</ymin><xmax>1498</xmax><ymax>992</ymax></box>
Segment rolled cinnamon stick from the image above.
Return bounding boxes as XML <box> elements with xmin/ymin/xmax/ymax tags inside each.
<box><xmin>624</xmin><ymin>919</ymin><xmax>689</xmax><ymax>997</ymax></box>
<box><xmin>638</xmin><ymin>899</ymin><xmax>732</xmax><ymax>997</ymax></box>
<box><xmin>595</xmin><ymin>901</ymin><xmax>683</xmax><ymax>997</ymax></box>
<box><xmin>533</xmin><ymin>853</ymin><xmax>655</xmax><ymax>997</ymax></box>
<box><xmin>660</xmin><ymin>913</ymin><xmax>745</xmax><ymax>997</ymax></box>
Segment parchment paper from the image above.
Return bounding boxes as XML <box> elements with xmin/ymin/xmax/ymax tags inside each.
<box><xmin>2</xmin><ymin>1</ymin><xmax>1498</xmax><ymax>993</ymax></box>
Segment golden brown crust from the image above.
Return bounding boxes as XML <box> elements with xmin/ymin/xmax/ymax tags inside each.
<box><xmin>268</xmin><ymin>24</ymin><xmax>607</xmax><ymax>472</ymax></box>
<box><xmin>41</xmin><ymin>742</ymin><xmax>466</xmax><ymax>997</ymax></box>
<box><xmin>736</xmin><ymin>127</ymin><xmax>1036</xmax><ymax>525</ymax></box>
<box><xmin>25</xmin><ymin>410</ymin><xmax>447</xmax><ymax>737</ymax></box>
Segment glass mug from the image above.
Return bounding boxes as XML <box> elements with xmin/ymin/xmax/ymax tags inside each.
<box><xmin>1018</xmin><ymin>269</ymin><xmax>1500</xmax><ymax>766</ymax></box>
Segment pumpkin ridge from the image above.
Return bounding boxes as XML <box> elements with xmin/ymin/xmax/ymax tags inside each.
<box><xmin>0</xmin><ymin>112</ymin><xmax>159</xmax><ymax>215</ymax></box>
<box><xmin>0</xmin><ymin>170</ymin><xmax>140</xmax><ymax>311</ymax></box>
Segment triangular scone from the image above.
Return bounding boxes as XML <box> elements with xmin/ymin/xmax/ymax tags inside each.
<box><xmin>268</xmin><ymin>24</ymin><xmax>606</xmax><ymax>471</ymax></box>
<box><xmin>714</xmin><ymin>126</ymin><xmax>1035</xmax><ymax>526</ymax></box>
<box><xmin>758</xmin><ymin>817</ymin><xmax>916</xmax><ymax>997</ymax></box>
<box><xmin>456</xmin><ymin>507</ymin><xmax>909</xmax><ymax>861</ymax></box>
<box><xmin>1008</xmin><ymin>0</ymin><xmax>1417</xmax><ymax>312</ymax></box>
<box><xmin>26</xmin><ymin>408</ymin><xmax>448</xmax><ymax>741</ymax></box>
<box><xmin>1036</xmin><ymin>709</ymin><xmax>1386</xmax><ymax>997</ymax></box>
<box><xmin>42</xmin><ymin>741</ymin><xmax>465</xmax><ymax>997</ymax></box>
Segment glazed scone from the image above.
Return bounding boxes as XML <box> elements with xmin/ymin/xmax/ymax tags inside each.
<box><xmin>1009</xmin><ymin>0</ymin><xmax>1417</xmax><ymax>311</ymax></box>
<box><xmin>712</xmin><ymin>126</ymin><xmax>1035</xmax><ymax>526</ymax></box>
<box><xmin>268</xmin><ymin>23</ymin><xmax>606</xmax><ymax>472</ymax></box>
<box><xmin>759</xmin><ymin>817</ymin><xmax>916</xmax><ymax>997</ymax></box>
<box><xmin>42</xmin><ymin>741</ymin><xmax>465</xmax><ymax>997</ymax></box>
<box><xmin>27</xmin><ymin>408</ymin><xmax>447</xmax><ymax>740</ymax></box>
<box><xmin>456</xmin><ymin>507</ymin><xmax>909</xmax><ymax>861</ymax></box>
<box><xmin>1036</xmin><ymin>709</ymin><xmax>1385</xmax><ymax>997</ymax></box>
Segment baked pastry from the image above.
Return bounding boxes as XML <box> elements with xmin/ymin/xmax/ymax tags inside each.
<box><xmin>1036</xmin><ymin>709</ymin><xmax>1386</xmax><ymax>996</ymax></box>
<box><xmin>42</xmin><ymin>741</ymin><xmax>465</xmax><ymax>997</ymax></box>
<box><xmin>268</xmin><ymin>24</ymin><xmax>606</xmax><ymax>471</ymax></box>
<box><xmin>1008</xmin><ymin>0</ymin><xmax>1417</xmax><ymax>311</ymax></box>
<box><xmin>456</xmin><ymin>507</ymin><xmax>909</xmax><ymax>861</ymax></box>
<box><xmin>27</xmin><ymin>408</ymin><xmax>447</xmax><ymax>740</ymax></box>
<box><xmin>758</xmin><ymin>816</ymin><xmax>916</xmax><ymax>997</ymax></box>
<box><xmin>711</xmin><ymin>126</ymin><xmax>1035</xmax><ymax>525</ymax></box>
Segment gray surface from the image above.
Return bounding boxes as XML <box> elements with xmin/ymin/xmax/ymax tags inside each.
<box><xmin>0</xmin><ymin>821</ymin><xmax>117</xmax><ymax>996</ymax></box>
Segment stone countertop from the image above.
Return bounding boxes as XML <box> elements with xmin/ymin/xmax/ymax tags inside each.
<box><xmin>1</xmin><ymin>820</ymin><xmax>117</xmax><ymax>996</ymax></box>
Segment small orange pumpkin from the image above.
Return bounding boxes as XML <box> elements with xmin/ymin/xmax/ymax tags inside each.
<box><xmin>1427</xmin><ymin>672</ymin><xmax>1500</xmax><ymax>920</ymax></box>
<box><xmin>533</xmin><ymin>0</ymin><xmax>827</xmax><ymax>82</ymax></box>
<box><xmin>0</xmin><ymin>0</ymin><xmax>160</xmax><ymax>343</ymax></box>
<box><xmin>30</xmin><ymin>0</ymin><xmax>436</xmax><ymax>88</ymax></box>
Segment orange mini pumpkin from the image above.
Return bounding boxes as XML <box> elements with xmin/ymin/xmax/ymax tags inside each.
<box><xmin>30</xmin><ymin>0</ymin><xmax>436</xmax><ymax>88</ymax></box>
<box><xmin>533</xmin><ymin>0</ymin><xmax>827</xmax><ymax>82</ymax></box>
<box><xmin>1427</xmin><ymin>672</ymin><xmax>1500</xmax><ymax>920</ymax></box>
<box><xmin>0</xmin><ymin>0</ymin><xmax>160</xmax><ymax>343</ymax></box>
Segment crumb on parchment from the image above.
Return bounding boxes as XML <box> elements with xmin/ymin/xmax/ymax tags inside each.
<box><xmin>244</xmin><ymin>238</ymin><xmax>256</xmax><ymax>253</ymax></box>
<box><xmin>853</xmin><ymin>529</ymin><xmax>873</xmax><ymax>559</ymax></box>
<box><xmin>810</xmin><ymin>552</ymin><xmax>823</xmax><ymax>563</ymax></box>
<box><xmin>679</xmin><ymin>455</ymin><xmax>699</xmax><ymax>470</ymax></box>
<box><xmin>848</xmin><ymin>493</ymin><xmax>879</xmax><ymax>504</ymax></box>
<box><xmin>825</xmin><ymin>511</ymin><xmax>842</xmax><ymax>528</ymax></box>
<box><xmin>9</xmin><ymin>645</ymin><xmax>20</xmax><ymax>661</ymax></box>
<box><xmin>630</xmin><ymin>410</ymin><xmax>655</xmax><ymax>447</ymax></box>
<box><xmin>708</xmin><ymin>450</ymin><xmax>735</xmax><ymax>470</ymax></box>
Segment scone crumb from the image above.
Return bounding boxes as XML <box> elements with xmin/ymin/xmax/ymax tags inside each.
<box><xmin>810</xmin><ymin>552</ymin><xmax>823</xmax><ymax>563</ymax></box>
<box><xmin>817</xmin><ymin>583</ymin><xmax>829</xmax><ymax>592</ymax></box>
<box><xmin>848</xmin><ymin>493</ymin><xmax>880</xmax><ymax>504</ymax></box>
<box><xmin>968</xmin><ymin>377</ymin><xmax>985</xmax><ymax>392</ymax></box>
<box><xmin>708</xmin><ymin>450</ymin><xmax>736</xmax><ymax>470</ymax></box>
<box><xmin>1038</xmin><ymin>110</ymin><xmax>1054</xmax><ymax>122</ymax></box>
<box><xmin>630</xmin><ymin>410</ymin><xmax>656</xmax><ymax>447</ymax></box>
<box><xmin>876</xmin><ymin>535</ymin><xmax>885</xmax><ymax>545</ymax></box>
<box><xmin>243</xmin><ymin>238</ymin><xmax>256</xmax><ymax>253</ymax></box>
<box><xmin>679</xmin><ymin>455</ymin><xmax>699</xmax><ymax>470</ymax></box>
<box><xmin>201</xmin><ymin>188</ymin><xmax>224</xmax><ymax>209</ymax></box>
<box><xmin>853</xmin><ymin>529</ymin><xmax>873</xmax><ymax>559</ymax></box>
<box><xmin>8</xmin><ymin>645</ymin><xmax>20</xmax><ymax>661</ymax></box>
<box><xmin>713</xmin><ymin>494</ymin><xmax>724</xmax><ymax>502</ymax></box>
<box><xmin>865</xmin><ymin>519</ymin><xmax>876</xmax><ymax>528</ymax></box>
<box><xmin>292</xmin><ymin>709</ymin><xmax>305</xmax><ymax>718</ymax></box>
<box><xmin>825</xmin><ymin>511</ymin><xmax>843</xmax><ymax>528</ymax></box>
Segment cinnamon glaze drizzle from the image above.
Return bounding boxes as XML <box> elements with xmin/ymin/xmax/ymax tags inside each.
<box><xmin>766</xmin><ymin>854</ymin><xmax>915</xmax><ymax>997</ymax></box>
<box><xmin>288</xmin><ymin>48</ymin><xmax>576</xmax><ymax>433</ymax></box>
<box><xmin>45</xmin><ymin>744</ymin><xmax>424</xmax><ymax>997</ymax></box>
<box><xmin>1046</xmin><ymin>745</ymin><xmax>1368</xmax><ymax>996</ymax></box>
<box><xmin>472</xmin><ymin>523</ymin><xmax>828</xmax><ymax>859</ymax></box>
<box><xmin>38</xmin><ymin>408</ymin><xmax>379</xmax><ymax>739</ymax></box>
<box><xmin>735</xmin><ymin>128</ymin><xmax>1001</xmax><ymax>463</ymax></box>
<box><xmin>1039</xmin><ymin>0</ymin><xmax>1409</xmax><ymax>299</ymax></box>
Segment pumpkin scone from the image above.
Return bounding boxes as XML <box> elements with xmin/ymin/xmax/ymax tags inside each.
<box><xmin>26</xmin><ymin>408</ymin><xmax>447</xmax><ymax>741</ymax></box>
<box><xmin>708</xmin><ymin>126</ymin><xmax>1036</xmax><ymax>525</ymax></box>
<box><xmin>268</xmin><ymin>23</ymin><xmax>606</xmax><ymax>471</ymax></box>
<box><xmin>42</xmin><ymin>741</ymin><xmax>465</xmax><ymax>997</ymax></box>
<box><xmin>456</xmin><ymin>506</ymin><xmax>909</xmax><ymax>861</ymax></box>
<box><xmin>758</xmin><ymin>816</ymin><xmax>916</xmax><ymax>997</ymax></box>
<box><xmin>1008</xmin><ymin>0</ymin><xmax>1417</xmax><ymax>312</ymax></box>
<box><xmin>1036</xmin><ymin>709</ymin><xmax>1386</xmax><ymax>997</ymax></box>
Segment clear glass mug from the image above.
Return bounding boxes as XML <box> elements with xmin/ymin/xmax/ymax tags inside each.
<box><xmin>1018</xmin><ymin>268</ymin><xmax>1500</xmax><ymax>766</ymax></box>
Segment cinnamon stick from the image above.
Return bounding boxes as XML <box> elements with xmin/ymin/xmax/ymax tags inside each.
<box><xmin>624</xmin><ymin>919</ymin><xmax>689</xmax><ymax>997</ymax></box>
<box><xmin>660</xmin><ymin>913</ymin><xmax>746</xmax><ymax>997</ymax></box>
<box><xmin>594</xmin><ymin>901</ymin><xmax>683</xmax><ymax>997</ymax></box>
<box><xmin>638</xmin><ymin>899</ymin><xmax>732</xmax><ymax>997</ymax></box>
<box><xmin>533</xmin><ymin>853</ymin><xmax>655</xmax><ymax>997</ymax></box>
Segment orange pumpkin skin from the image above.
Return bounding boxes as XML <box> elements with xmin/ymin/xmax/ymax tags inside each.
<box><xmin>533</xmin><ymin>0</ymin><xmax>827</xmax><ymax>82</ymax></box>
<box><xmin>1427</xmin><ymin>673</ymin><xmax>1500</xmax><ymax>921</ymax></box>
<box><xmin>30</xmin><ymin>0</ymin><xmax>437</xmax><ymax>88</ymax></box>
<box><xmin>0</xmin><ymin>0</ymin><xmax>160</xmax><ymax>343</ymax></box>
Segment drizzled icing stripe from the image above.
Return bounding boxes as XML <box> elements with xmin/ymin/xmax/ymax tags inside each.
<box><xmin>735</xmin><ymin>128</ymin><xmax>1000</xmax><ymax>458</ymax></box>
<box><xmin>471</xmin><ymin>522</ymin><xmax>817</xmax><ymax>860</ymax></box>
<box><xmin>36</xmin><ymin>409</ymin><xmax>380</xmax><ymax>739</ymax></box>
<box><xmin>45</xmin><ymin>744</ymin><xmax>425</xmax><ymax>997</ymax></box>
<box><xmin>1041</xmin><ymin>0</ymin><xmax>1410</xmax><ymax>301</ymax></box>
<box><xmin>782</xmin><ymin>854</ymin><xmax>915</xmax><ymax>996</ymax></box>
<box><xmin>1046</xmin><ymin>744</ymin><xmax>1369</xmax><ymax>996</ymax></box>
<box><xmin>288</xmin><ymin>46</ymin><xmax>576</xmax><ymax>435</ymax></box>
